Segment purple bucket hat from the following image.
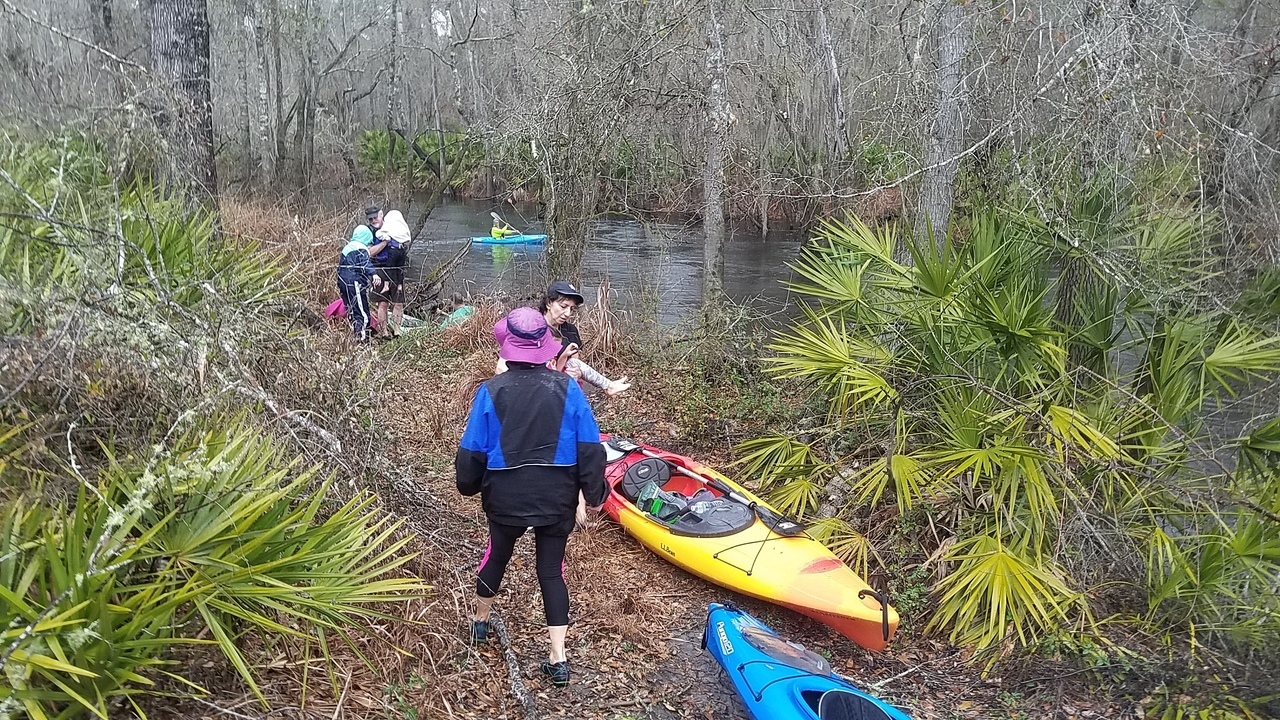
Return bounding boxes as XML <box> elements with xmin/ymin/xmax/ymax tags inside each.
<box><xmin>497</xmin><ymin>307</ymin><xmax>561</xmax><ymax>365</ymax></box>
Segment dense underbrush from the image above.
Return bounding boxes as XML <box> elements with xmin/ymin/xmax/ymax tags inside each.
<box><xmin>5</xmin><ymin>125</ymin><xmax>1278</xmax><ymax>719</ymax></box>
<box><xmin>733</xmin><ymin>196</ymin><xmax>1280</xmax><ymax>716</ymax></box>
<box><xmin>0</xmin><ymin>131</ymin><xmax>427</xmax><ymax>718</ymax></box>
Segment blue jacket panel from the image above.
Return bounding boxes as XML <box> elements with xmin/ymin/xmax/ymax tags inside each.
<box><xmin>456</xmin><ymin>363</ymin><xmax>607</xmax><ymax>526</ymax></box>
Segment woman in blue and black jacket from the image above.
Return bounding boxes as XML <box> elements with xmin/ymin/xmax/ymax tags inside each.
<box><xmin>335</xmin><ymin>225</ymin><xmax>384</xmax><ymax>342</ymax></box>
<box><xmin>456</xmin><ymin>306</ymin><xmax>607</xmax><ymax>688</ymax></box>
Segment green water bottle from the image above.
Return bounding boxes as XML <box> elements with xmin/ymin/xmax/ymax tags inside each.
<box><xmin>636</xmin><ymin>481</ymin><xmax>662</xmax><ymax>515</ymax></box>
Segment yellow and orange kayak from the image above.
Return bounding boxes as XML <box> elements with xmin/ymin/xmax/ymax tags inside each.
<box><xmin>599</xmin><ymin>435</ymin><xmax>899</xmax><ymax>651</ymax></box>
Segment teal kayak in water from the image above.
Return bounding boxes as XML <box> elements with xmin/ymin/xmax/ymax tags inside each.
<box><xmin>704</xmin><ymin>603</ymin><xmax>913</xmax><ymax>720</ymax></box>
<box><xmin>472</xmin><ymin>233</ymin><xmax>546</xmax><ymax>245</ymax></box>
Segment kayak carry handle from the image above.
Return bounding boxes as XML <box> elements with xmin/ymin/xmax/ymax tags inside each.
<box><xmin>858</xmin><ymin>588</ymin><xmax>891</xmax><ymax>643</ymax></box>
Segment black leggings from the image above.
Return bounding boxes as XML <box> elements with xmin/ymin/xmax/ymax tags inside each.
<box><xmin>476</xmin><ymin>519</ymin><xmax>572</xmax><ymax>626</ymax></box>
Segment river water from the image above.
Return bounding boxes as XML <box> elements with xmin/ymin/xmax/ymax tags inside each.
<box><xmin>406</xmin><ymin>199</ymin><xmax>807</xmax><ymax>327</ymax></box>
<box><xmin>400</xmin><ymin>198</ymin><xmax>1276</xmax><ymax>450</ymax></box>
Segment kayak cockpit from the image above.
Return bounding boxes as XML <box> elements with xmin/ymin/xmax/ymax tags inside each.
<box><xmin>804</xmin><ymin>689</ymin><xmax>896</xmax><ymax>720</ymax></box>
<box><xmin>734</xmin><ymin>621</ymin><xmax>900</xmax><ymax>719</ymax></box>
<box><xmin>610</xmin><ymin>453</ymin><xmax>755</xmax><ymax>538</ymax></box>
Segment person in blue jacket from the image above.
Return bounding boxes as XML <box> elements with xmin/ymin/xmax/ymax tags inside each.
<box><xmin>335</xmin><ymin>225</ymin><xmax>384</xmax><ymax>342</ymax></box>
<box><xmin>456</xmin><ymin>306</ymin><xmax>607</xmax><ymax>688</ymax></box>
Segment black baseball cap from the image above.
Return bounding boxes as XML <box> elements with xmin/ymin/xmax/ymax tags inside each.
<box><xmin>364</xmin><ymin>205</ymin><xmax>381</xmax><ymax>219</ymax></box>
<box><xmin>547</xmin><ymin>280</ymin><xmax>585</xmax><ymax>304</ymax></box>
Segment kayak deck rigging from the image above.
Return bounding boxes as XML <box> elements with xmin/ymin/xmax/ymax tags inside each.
<box><xmin>600</xmin><ymin>435</ymin><xmax>900</xmax><ymax>651</ymax></box>
<box><xmin>712</xmin><ymin>535</ymin><xmax>791</xmax><ymax>576</ymax></box>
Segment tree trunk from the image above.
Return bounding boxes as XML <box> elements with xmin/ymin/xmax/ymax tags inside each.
<box><xmin>909</xmin><ymin>7</ymin><xmax>929</xmax><ymax>84</ymax></box>
<box><xmin>915</xmin><ymin>0</ymin><xmax>971</xmax><ymax>248</ymax></box>
<box><xmin>239</xmin><ymin>47</ymin><xmax>252</xmax><ymax>182</ymax></box>
<box><xmin>466</xmin><ymin>44</ymin><xmax>482</xmax><ymax>123</ymax></box>
<box><xmin>1055</xmin><ymin>0</ymin><xmax>1137</xmax><ymax>369</ymax></box>
<box><xmin>386</xmin><ymin>0</ymin><xmax>401</xmax><ymax>182</ymax></box>
<box><xmin>1201</xmin><ymin>2</ymin><xmax>1272</xmax><ymax>210</ymax></box>
<box><xmin>814</xmin><ymin>2</ymin><xmax>848</xmax><ymax>162</ymax></box>
<box><xmin>759</xmin><ymin>166</ymin><xmax>770</xmax><ymax>239</ymax></box>
<box><xmin>701</xmin><ymin>0</ymin><xmax>728</xmax><ymax>309</ymax></box>
<box><xmin>89</xmin><ymin>0</ymin><xmax>115</xmax><ymax>56</ymax></box>
<box><xmin>244</xmin><ymin>0</ymin><xmax>273</xmax><ymax>184</ymax></box>
<box><xmin>89</xmin><ymin>0</ymin><xmax>120</xmax><ymax>101</ymax></box>
<box><xmin>270</xmin><ymin>0</ymin><xmax>285</xmax><ymax>181</ymax></box>
<box><xmin>302</xmin><ymin>62</ymin><xmax>316</xmax><ymax>198</ymax></box>
<box><xmin>544</xmin><ymin>139</ymin><xmax>599</xmax><ymax>283</ymax></box>
<box><xmin>146</xmin><ymin>0</ymin><xmax>219</xmax><ymax>206</ymax></box>
<box><xmin>395</xmin><ymin>1</ymin><xmax>408</xmax><ymax>174</ymax></box>
<box><xmin>1076</xmin><ymin>0</ymin><xmax>1137</xmax><ymax>181</ymax></box>
<box><xmin>432</xmin><ymin>64</ymin><xmax>446</xmax><ymax>174</ymax></box>
<box><xmin>295</xmin><ymin>41</ymin><xmax>317</xmax><ymax>199</ymax></box>
<box><xmin>446</xmin><ymin>9</ymin><xmax>469</xmax><ymax>125</ymax></box>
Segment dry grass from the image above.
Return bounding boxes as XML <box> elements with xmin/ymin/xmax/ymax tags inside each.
<box><xmin>574</xmin><ymin>277</ymin><xmax>635</xmax><ymax>375</ymax></box>
<box><xmin>439</xmin><ymin>298</ymin><xmax>507</xmax><ymax>354</ymax></box>
<box><xmin>221</xmin><ymin>196</ymin><xmax>351</xmax><ymax>311</ymax></box>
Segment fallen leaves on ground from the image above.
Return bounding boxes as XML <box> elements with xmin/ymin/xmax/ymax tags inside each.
<box><xmin>136</xmin><ymin>326</ymin><xmax>1147</xmax><ymax>720</ymax></box>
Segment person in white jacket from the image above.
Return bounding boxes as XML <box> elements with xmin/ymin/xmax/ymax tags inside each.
<box><xmin>372</xmin><ymin>209</ymin><xmax>413</xmax><ymax>337</ymax></box>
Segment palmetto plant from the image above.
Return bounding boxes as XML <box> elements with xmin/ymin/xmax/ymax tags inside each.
<box><xmin>740</xmin><ymin>204</ymin><xmax>1280</xmax><ymax>656</ymax></box>
<box><xmin>0</xmin><ymin>132</ymin><xmax>427</xmax><ymax>718</ymax></box>
<box><xmin>356</xmin><ymin>130</ymin><xmax>483</xmax><ymax>190</ymax></box>
<box><xmin>0</xmin><ymin>133</ymin><xmax>289</xmax><ymax>425</ymax></box>
<box><xmin>0</xmin><ymin>422</ymin><xmax>426</xmax><ymax>719</ymax></box>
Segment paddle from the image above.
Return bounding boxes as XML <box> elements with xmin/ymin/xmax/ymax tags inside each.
<box><xmin>606</xmin><ymin>437</ymin><xmax>807</xmax><ymax>537</ymax></box>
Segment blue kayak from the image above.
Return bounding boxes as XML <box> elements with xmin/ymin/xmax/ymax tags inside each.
<box><xmin>704</xmin><ymin>603</ymin><xmax>913</xmax><ymax>720</ymax></box>
<box><xmin>471</xmin><ymin>233</ymin><xmax>546</xmax><ymax>245</ymax></box>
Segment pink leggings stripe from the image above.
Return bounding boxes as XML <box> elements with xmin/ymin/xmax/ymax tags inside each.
<box><xmin>478</xmin><ymin>537</ymin><xmax>494</xmax><ymax>574</ymax></box>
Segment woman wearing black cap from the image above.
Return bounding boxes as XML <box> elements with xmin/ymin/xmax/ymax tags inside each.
<box><xmin>539</xmin><ymin>281</ymin><xmax>631</xmax><ymax>530</ymax></box>
<box><xmin>539</xmin><ymin>281</ymin><xmax>632</xmax><ymax>397</ymax></box>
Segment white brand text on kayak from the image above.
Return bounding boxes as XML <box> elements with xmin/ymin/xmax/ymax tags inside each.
<box><xmin>716</xmin><ymin>621</ymin><xmax>733</xmax><ymax>655</ymax></box>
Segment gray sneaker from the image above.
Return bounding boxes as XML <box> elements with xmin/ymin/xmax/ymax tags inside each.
<box><xmin>540</xmin><ymin>659</ymin><xmax>569</xmax><ymax>687</ymax></box>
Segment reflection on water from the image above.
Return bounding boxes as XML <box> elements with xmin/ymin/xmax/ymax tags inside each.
<box><xmin>406</xmin><ymin>198</ymin><xmax>807</xmax><ymax>327</ymax></box>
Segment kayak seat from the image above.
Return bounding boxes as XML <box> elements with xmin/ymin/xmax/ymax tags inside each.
<box><xmin>619</xmin><ymin>458</ymin><xmax>671</xmax><ymax>501</ymax></box>
<box><xmin>666</xmin><ymin>498</ymin><xmax>754</xmax><ymax>538</ymax></box>
<box><xmin>807</xmin><ymin>689</ymin><xmax>895</xmax><ymax>720</ymax></box>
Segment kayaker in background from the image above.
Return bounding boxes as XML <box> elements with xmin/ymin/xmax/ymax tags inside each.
<box><xmin>490</xmin><ymin>213</ymin><xmax>518</xmax><ymax>239</ymax></box>
<box><xmin>540</xmin><ymin>280</ymin><xmax>632</xmax><ymax>397</ymax></box>
<box><xmin>456</xmin><ymin>307</ymin><xmax>607</xmax><ymax>688</ymax></box>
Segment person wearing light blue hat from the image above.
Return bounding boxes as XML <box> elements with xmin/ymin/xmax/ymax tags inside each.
<box><xmin>335</xmin><ymin>225</ymin><xmax>384</xmax><ymax>343</ymax></box>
